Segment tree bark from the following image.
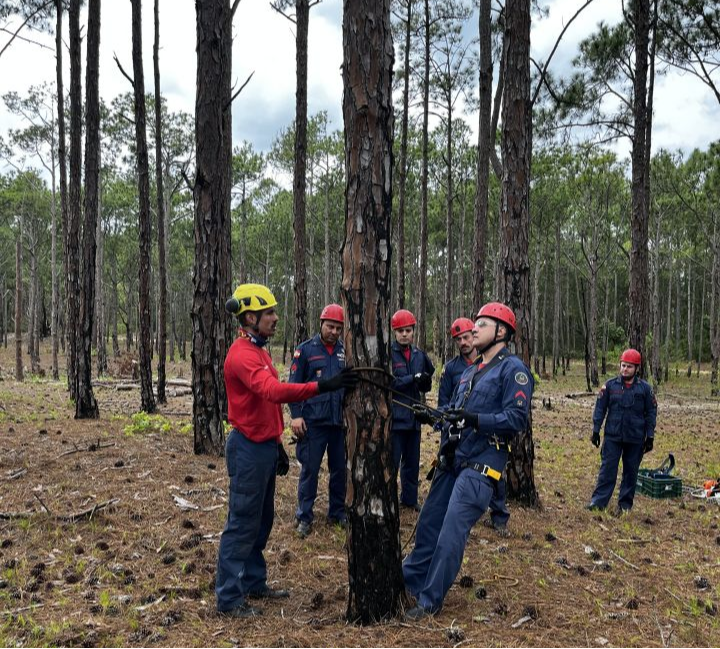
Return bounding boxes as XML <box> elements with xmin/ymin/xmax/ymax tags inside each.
<box><xmin>443</xmin><ymin>109</ymin><xmax>453</xmax><ymax>364</ymax></box>
<box><xmin>75</xmin><ymin>0</ymin><xmax>101</xmax><ymax>419</ymax></box>
<box><xmin>499</xmin><ymin>0</ymin><xmax>537</xmax><ymax>506</ymax></box>
<box><xmin>342</xmin><ymin>0</ymin><xmax>406</xmax><ymax>623</ymax></box>
<box><xmin>628</xmin><ymin>0</ymin><xmax>651</xmax><ymax>377</ymax></box>
<box><xmin>55</xmin><ymin>0</ymin><xmax>67</xmax><ymax>383</ymax></box>
<box><xmin>396</xmin><ymin>0</ymin><xmax>412</xmax><ymax>311</ymax></box>
<box><xmin>473</xmin><ymin>0</ymin><xmax>492</xmax><ymax>309</ymax></box>
<box><xmin>95</xmin><ymin>184</ymin><xmax>107</xmax><ymax>376</ymax></box>
<box><xmin>710</xmin><ymin>217</ymin><xmax>719</xmax><ymax>396</ymax></box>
<box><xmin>416</xmin><ymin>0</ymin><xmax>430</xmax><ymax>350</ymax></box>
<box><xmin>192</xmin><ymin>0</ymin><xmax>233</xmax><ymax>454</ymax></box>
<box><xmin>293</xmin><ymin>0</ymin><xmax>310</xmax><ymax>346</ymax></box>
<box><xmin>552</xmin><ymin>220</ymin><xmax>560</xmax><ymax>376</ymax></box>
<box><xmin>15</xmin><ymin>220</ymin><xmax>23</xmax><ymax>382</ymax></box>
<box><xmin>66</xmin><ymin>0</ymin><xmax>82</xmax><ymax>399</ymax></box>
<box><xmin>154</xmin><ymin>0</ymin><xmax>167</xmax><ymax>404</ymax></box>
<box><xmin>130</xmin><ymin>0</ymin><xmax>156</xmax><ymax>414</ymax></box>
<box><xmin>650</xmin><ymin>207</ymin><xmax>662</xmax><ymax>384</ymax></box>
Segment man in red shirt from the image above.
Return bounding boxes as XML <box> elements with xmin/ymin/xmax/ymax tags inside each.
<box><xmin>216</xmin><ymin>284</ymin><xmax>357</xmax><ymax>618</ymax></box>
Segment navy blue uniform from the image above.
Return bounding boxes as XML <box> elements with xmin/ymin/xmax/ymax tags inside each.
<box><xmin>438</xmin><ymin>354</ymin><xmax>510</xmax><ymax>528</ymax></box>
<box><xmin>403</xmin><ymin>350</ymin><xmax>533</xmax><ymax>613</ymax></box>
<box><xmin>288</xmin><ymin>334</ymin><xmax>347</xmax><ymax>524</ymax></box>
<box><xmin>391</xmin><ymin>341</ymin><xmax>435</xmax><ymax>508</ymax></box>
<box><xmin>589</xmin><ymin>375</ymin><xmax>657</xmax><ymax>511</ymax></box>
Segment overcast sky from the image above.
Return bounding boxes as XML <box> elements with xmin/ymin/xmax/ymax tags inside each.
<box><xmin>0</xmin><ymin>0</ymin><xmax>718</xmax><ymax>163</ymax></box>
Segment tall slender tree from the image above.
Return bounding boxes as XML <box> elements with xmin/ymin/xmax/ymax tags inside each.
<box><xmin>498</xmin><ymin>0</ymin><xmax>537</xmax><ymax>506</ymax></box>
<box><xmin>54</xmin><ymin>0</ymin><xmax>66</xmax><ymax>382</ymax></box>
<box><xmin>66</xmin><ymin>0</ymin><xmax>82</xmax><ymax>399</ymax></box>
<box><xmin>75</xmin><ymin>0</ymin><xmax>101</xmax><ymax>419</ymax></box>
<box><xmin>154</xmin><ymin>0</ymin><xmax>167</xmax><ymax>404</ymax></box>
<box><xmin>342</xmin><ymin>0</ymin><xmax>406</xmax><ymax>623</ymax></box>
<box><xmin>130</xmin><ymin>0</ymin><xmax>156</xmax><ymax>413</ymax></box>
<box><xmin>192</xmin><ymin>0</ymin><xmax>233</xmax><ymax>454</ymax></box>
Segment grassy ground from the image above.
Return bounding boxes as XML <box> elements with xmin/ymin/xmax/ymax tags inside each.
<box><xmin>0</xmin><ymin>342</ymin><xmax>718</xmax><ymax>647</ymax></box>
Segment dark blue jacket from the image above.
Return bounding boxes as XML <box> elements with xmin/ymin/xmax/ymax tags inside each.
<box><xmin>448</xmin><ymin>350</ymin><xmax>533</xmax><ymax>475</ymax></box>
<box><xmin>391</xmin><ymin>341</ymin><xmax>435</xmax><ymax>431</ymax></box>
<box><xmin>438</xmin><ymin>355</ymin><xmax>475</xmax><ymax>409</ymax></box>
<box><xmin>593</xmin><ymin>375</ymin><xmax>657</xmax><ymax>444</ymax></box>
<box><xmin>288</xmin><ymin>334</ymin><xmax>345</xmax><ymax>428</ymax></box>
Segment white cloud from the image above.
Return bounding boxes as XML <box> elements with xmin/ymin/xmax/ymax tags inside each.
<box><xmin>0</xmin><ymin>0</ymin><xmax>717</xmax><ymax>168</ymax></box>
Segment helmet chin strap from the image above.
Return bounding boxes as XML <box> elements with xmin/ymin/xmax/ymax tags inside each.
<box><xmin>477</xmin><ymin>321</ymin><xmax>514</xmax><ymax>356</ymax></box>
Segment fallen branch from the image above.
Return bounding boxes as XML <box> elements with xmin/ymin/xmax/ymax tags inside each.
<box><xmin>58</xmin><ymin>498</ymin><xmax>120</xmax><ymax>522</ymax></box>
<box><xmin>0</xmin><ymin>510</ymin><xmax>34</xmax><ymax>520</ymax></box>
<box><xmin>135</xmin><ymin>594</ymin><xmax>166</xmax><ymax>611</ymax></box>
<box><xmin>609</xmin><ymin>549</ymin><xmax>640</xmax><ymax>571</ymax></box>
<box><xmin>565</xmin><ymin>392</ymin><xmax>595</xmax><ymax>399</ymax></box>
<box><xmin>0</xmin><ymin>603</ymin><xmax>44</xmax><ymax>616</ymax></box>
<box><xmin>59</xmin><ymin>441</ymin><xmax>115</xmax><ymax>457</ymax></box>
<box><xmin>4</xmin><ymin>468</ymin><xmax>27</xmax><ymax>480</ymax></box>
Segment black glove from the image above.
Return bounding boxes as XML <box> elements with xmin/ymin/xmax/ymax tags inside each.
<box><xmin>643</xmin><ymin>436</ymin><xmax>654</xmax><ymax>453</ymax></box>
<box><xmin>317</xmin><ymin>367</ymin><xmax>359</xmax><ymax>393</ymax></box>
<box><xmin>413</xmin><ymin>372</ymin><xmax>432</xmax><ymax>391</ymax></box>
<box><xmin>445</xmin><ymin>408</ymin><xmax>478</xmax><ymax>429</ymax></box>
<box><xmin>411</xmin><ymin>405</ymin><xmax>434</xmax><ymax>425</ymax></box>
<box><xmin>591</xmin><ymin>431</ymin><xmax>600</xmax><ymax>448</ymax></box>
<box><xmin>277</xmin><ymin>443</ymin><xmax>290</xmax><ymax>476</ymax></box>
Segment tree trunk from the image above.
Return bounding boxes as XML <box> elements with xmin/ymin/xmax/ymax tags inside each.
<box><xmin>664</xmin><ymin>255</ymin><xmax>672</xmax><ymax>381</ymax></box>
<box><xmin>697</xmin><ymin>272</ymin><xmax>705</xmax><ymax>378</ymax></box>
<box><xmin>15</xmin><ymin>221</ymin><xmax>23</xmax><ymax>382</ymax></box>
<box><xmin>55</xmin><ymin>0</ymin><xmax>67</xmax><ymax>383</ymax></box>
<box><xmin>499</xmin><ymin>0</ymin><xmax>537</xmax><ymax>506</ymax></box>
<box><xmin>396</xmin><ymin>0</ymin><xmax>412</xmax><ymax>310</ymax></box>
<box><xmin>75</xmin><ymin>0</ymin><xmax>101</xmax><ymax>419</ymax></box>
<box><xmin>131</xmin><ymin>0</ymin><xmax>156</xmax><ymax>414</ymax></box>
<box><xmin>95</xmin><ymin>186</ymin><xmax>107</xmax><ymax>376</ymax></box>
<box><xmin>588</xmin><ymin>236</ymin><xmax>599</xmax><ymax>387</ymax></box>
<box><xmin>324</xmin><ymin>156</ymin><xmax>331</xmax><ymax>306</ymax></box>
<box><xmin>532</xmin><ymin>241</ymin><xmax>541</xmax><ymax>376</ymax></box>
<box><xmin>710</xmin><ymin>217</ymin><xmax>719</xmax><ymax>396</ymax></box>
<box><xmin>192</xmin><ymin>0</ymin><xmax>233</xmax><ymax>454</ymax></box>
<box><xmin>342</xmin><ymin>0</ymin><xmax>406</xmax><ymax>622</ymax></box>
<box><xmin>687</xmin><ymin>263</ymin><xmax>693</xmax><ymax>377</ymax></box>
<box><xmin>602</xmin><ymin>275</ymin><xmax>609</xmax><ymax>375</ymax></box>
<box><xmin>628</xmin><ymin>0</ymin><xmax>651</xmax><ymax>377</ymax></box>
<box><xmin>650</xmin><ymin>208</ymin><xmax>662</xmax><ymax>384</ymax></box>
<box><xmin>552</xmin><ymin>221</ymin><xmax>560</xmax><ymax>376</ymax></box>
<box><xmin>443</xmin><ymin>109</ymin><xmax>453</xmax><ymax>364</ymax></box>
<box><xmin>473</xmin><ymin>0</ymin><xmax>491</xmax><ymax>309</ymax></box>
<box><xmin>154</xmin><ymin>0</ymin><xmax>167</xmax><ymax>404</ymax></box>
<box><xmin>416</xmin><ymin>0</ymin><xmax>430</xmax><ymax>350</ymax></box>
<box><xmin>28</xmin><ymin>249</ymin><xmax>38</xmax><ymax>373</ymax></box>
<box><xmin>66</xmin><ymin>0</ymin><xmax>82</xmax><ymax>399</ymax></box>
<box><xmin>50</xmin><ymin>119</ymin><xmax>59</xmax><ymax>381</ymax></box>
<box><xmin>293</xmin><ymin>0</ymin><xmax>310</xmax><ymax>346</ymax></box>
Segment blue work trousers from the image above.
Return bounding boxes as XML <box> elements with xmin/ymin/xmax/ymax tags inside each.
<box><xmin>489</xmin><ymin>477</ymin><xmax>510</xmax><ymax>526</ymax></box>
<box><xmin>590</xmin><ymin>437</ymin><xmax>645</xmax><ymax>511</ymax></box>
<box><xmin>392</xmin><ymin>428</ymin><xmax>421</xmax><ymax>507</ymax></box>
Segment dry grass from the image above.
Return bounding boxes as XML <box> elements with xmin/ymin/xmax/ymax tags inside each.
<box><xmin>0</xmin><ymin>344</ymin><xmax>718</xmax><ymax>647</ymax></box>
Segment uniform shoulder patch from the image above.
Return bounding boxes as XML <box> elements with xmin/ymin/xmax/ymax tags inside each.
<box><xmin>515</xmin><ymin>371</ymin><xmax>529</xmax><ymax>386</ymax></box>
<box><xmin>293</xmin><ymin>349</ymin><xmax>301</xmax><ymax>359</ymax></box>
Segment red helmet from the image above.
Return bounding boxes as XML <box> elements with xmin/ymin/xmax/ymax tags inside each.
<box><xmin>391</xmin><ymin>309</ymin><xmax>417</xmax><ymax>330</ymax></box>
<box><xmin>620</xmin><ymin>348</ymin><xmax>641</xmax><ymax>365</ymax></box>
<box><xmin>320</xmin><ymin>303</ymin><xmax>344</xmax><ymax>323</ymax></box>
<box><xmin>450</xmin><ymin>317</ymin><xmax>475</xmax><ymax>337</ymax></box>
<box><xmin>476</xmin><ymin>302</ymin><xmax>516</xmax><ymax>332</ymax></box>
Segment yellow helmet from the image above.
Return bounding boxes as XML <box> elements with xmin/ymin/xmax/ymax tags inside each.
<box><xmin>225</xmin><ymin>283</ymin><xmax>278</xmax><ymax>315</ymax></box>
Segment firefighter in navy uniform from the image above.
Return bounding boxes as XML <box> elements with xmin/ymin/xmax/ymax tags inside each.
<box><xmin>403</xmin><ymin>303</ymin><xmax>533</xmax><ymax>620</ymax></box>
<box><xmin>436</xmin><ymin>317</ymin><xmax>510</xmax><ymax>534</ymax></box>
<box><xmin>390</xmin><ymin>309</ymin><xmax>435</xmax><ymax>512</ymax></box>
<box><xmin>216</xmin><ymin>285</ymin><xmax>357</xmax><ymax>618</ymax></box>
<box><xmin>288</xmin><ymin>304</ymin><xmax>348</xmax><ymax>538</ymax></box>
<box><xmin>587</xmin><ymin>348</ymin><xmax>657</xmax><ymax>514</ymax></box>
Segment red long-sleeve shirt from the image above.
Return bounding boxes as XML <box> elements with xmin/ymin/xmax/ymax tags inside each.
<box><xmin>224</xmin><ymin>331</ymin><xmax>320</xmax><ymax>443</ymax></box>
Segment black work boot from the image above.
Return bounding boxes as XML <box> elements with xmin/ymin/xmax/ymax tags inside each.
<box><xmin>247</xmin><ymin>587</ymin><xmax>290</xmax><ymax>600</ymax></box>
<box><xmin>219</xmin><ymin>603</ymin><xmax>262</xmax><ymax>618</ymax></box>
